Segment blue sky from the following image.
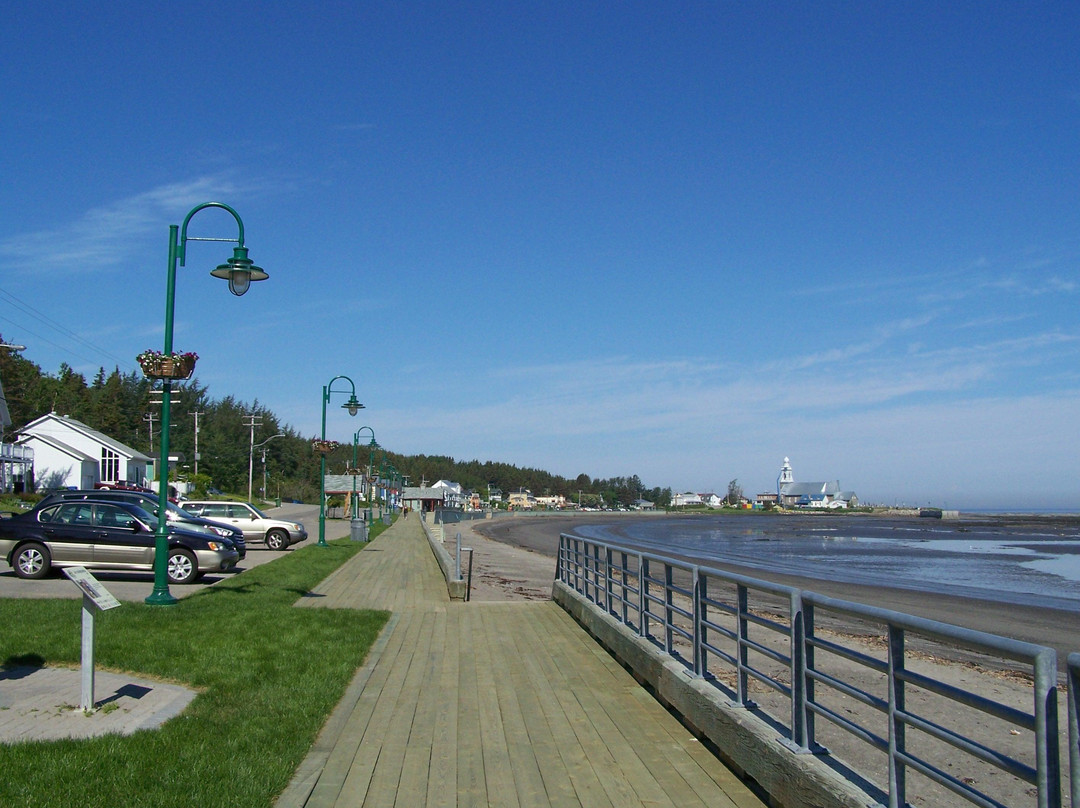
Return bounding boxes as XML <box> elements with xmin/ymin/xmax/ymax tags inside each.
<box><xmin>2</xmin><ymin>3</ymin><xmax>1079</xmax><ymax>508</ymax></box>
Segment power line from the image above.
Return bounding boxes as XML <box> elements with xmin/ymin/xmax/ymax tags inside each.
<box><xmin>0</xmin><ymin>286</ymin><xmax>136</xmax><ymax>371</ymax></box>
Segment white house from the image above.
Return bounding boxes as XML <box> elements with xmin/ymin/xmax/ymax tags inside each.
<box><xmin>16</xmin><ymin>412</ymin><xmax>151</xmax><ymax>491</ymax></box>
<box><xmin>429</xmin><ymin>479</ymin><xmax>465</xmax><ymax>510</ymax></box>
<box><xmin>671</xmin><ymin>491</ymin><xmax>703</xmax><ymax>507</ymax></box>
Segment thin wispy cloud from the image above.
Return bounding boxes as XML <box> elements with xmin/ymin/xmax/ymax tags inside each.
<box><xmin>0</xmin><ymin>177</ymin><xmax>239</xmax><ymax>274</ymax></box>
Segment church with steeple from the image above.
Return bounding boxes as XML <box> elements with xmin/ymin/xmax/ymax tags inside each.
<box><xmin>771</xmin><ymin>456</ymin><xmax>858</xmax><ymax>509</ymax></box>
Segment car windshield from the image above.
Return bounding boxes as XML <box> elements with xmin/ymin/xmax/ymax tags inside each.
<box><xmin>141</xmin><ymin>500</ymin><xmax>217</xmax><ymax>534</ymax></box>
<box><xmin>248</xmin><ymin>504</ymin><xmax>271</xmax><ymax>519</ymax></box>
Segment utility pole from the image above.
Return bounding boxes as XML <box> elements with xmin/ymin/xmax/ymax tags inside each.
<box><xmin>243</xmin><ymin>413</ymin><xmax>263</xmax><ymax>502</ymax></box>
<box><xmin>254</xmin><ymin>433</ymin><xmax>285</xmax><ymax>503</ymax></box>
<box><xmin>143</xmin><ymin>413</ymin><xmax>158</xmax><ymax>454</ymax></box>
<box><xmin>188</xmin><ymin>411</ymin><xmax>203</xmax><ymax>477</ymax></box>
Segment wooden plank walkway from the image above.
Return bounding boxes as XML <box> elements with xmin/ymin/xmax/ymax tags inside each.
<box><xmin>281</xmin><ymin>516</ymin><xmax>765</xmax><ymax>808</ymax></box>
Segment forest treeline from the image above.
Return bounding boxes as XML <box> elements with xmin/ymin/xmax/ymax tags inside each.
<box><xmin>0</xmin><ymin>343</ymin><xmax>673</xmax><ymax>507</ymax></box>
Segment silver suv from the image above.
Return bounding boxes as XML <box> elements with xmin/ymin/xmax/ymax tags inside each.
<box><xmin>182</xmin><ymin>501</ymin><xmax>307</xmax><ymax>551</ymax></box>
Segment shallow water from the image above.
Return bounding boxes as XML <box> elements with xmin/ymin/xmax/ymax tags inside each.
<box><xmin>574</xmin><ymin>513</ymin><xmax>1080</xmax><ymax>610</ymax></box>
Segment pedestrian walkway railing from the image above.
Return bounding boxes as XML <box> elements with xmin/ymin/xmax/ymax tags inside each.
<box><xmin>557</xmin><ymin>533</ymin><xmax>1066</xmax><ymax>808</ymax></box>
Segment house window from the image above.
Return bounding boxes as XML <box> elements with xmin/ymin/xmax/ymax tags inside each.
<box><xmin>101</xmin><ymin>448</ymin><xmax>120</xmax><ymax>483</ymax></box>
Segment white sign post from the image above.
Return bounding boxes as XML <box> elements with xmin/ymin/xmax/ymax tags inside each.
<box><xmin>62</xmin><ymin>567</ymin><xmax>121</xmax><ymax>712</ymax></box>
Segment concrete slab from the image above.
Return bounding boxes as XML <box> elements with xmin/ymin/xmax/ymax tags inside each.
<box><xmin>0</xmin><ymin>665</ymin><xmax>196</xmax><ymax>744</ymax></box>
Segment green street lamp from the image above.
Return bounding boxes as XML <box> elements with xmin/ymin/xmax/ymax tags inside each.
<box><xmin>146</xmin><ymin>202</ymin><xmax>267</xmax><ymax>606</ymax></box>
<box><xmin>351</xmin><ymin>427</ymin><xmax>376</xmax><ymax>522</ymax></box>
<box><xmin>318</xmin><ymin>376</ymin><xmax>362</xmax><ymax>546</ymax></box>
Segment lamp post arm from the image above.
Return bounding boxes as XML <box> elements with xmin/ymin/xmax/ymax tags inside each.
<box><xmin>325</xmin><ymin>375</ymin><xmax>357</xmax><ymax>397</ymax></box>
<box><xmin>178</xmin><ymin>202</ymin><xmax>245</xmax><ymax>266</ymax></box>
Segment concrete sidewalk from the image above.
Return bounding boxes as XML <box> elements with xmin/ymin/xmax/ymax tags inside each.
<box><xmin>278</xmin><ymin>515</ymin><xmax>765</xmax><ymax>808</ymax></box>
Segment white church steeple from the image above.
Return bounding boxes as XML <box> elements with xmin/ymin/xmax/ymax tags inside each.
<box><xmin>777</xmin><ymin>456</ymin><xmax>794</xmax><ymax>495</ymax></box>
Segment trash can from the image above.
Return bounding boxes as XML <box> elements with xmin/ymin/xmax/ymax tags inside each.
<box><xmin>350</xmin><ymin>518</ymin><xmax>368</xmax><ymax>542</ymax></box>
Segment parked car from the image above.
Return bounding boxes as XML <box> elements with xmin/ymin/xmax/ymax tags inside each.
<box><xmin>0</xmin><ymin>500</ymin><xmax>239</xmax><ymax>584</ymax></box>
<box><xmin>94</xmin><ymin>481</ymin><xmax>154</xmax><ymax>493</ymax></box>
<box><xmin>35</xmin><ymin>489</ymin><xmax>247</xmax><ymax>559</ymax></box>
<box><xmin>182</xmin><ymin>500</ymin><xmax>307</xmax><ymax>550</ymax></box>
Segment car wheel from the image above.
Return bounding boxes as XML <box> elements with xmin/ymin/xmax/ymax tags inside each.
<box><xmin>265</xmin><ymin>529</ymin><xmax>288</xmax><ymax>551</ymax></box>
<box><xmin>14</xmin><ymin>542</ymin><xmax>51</xmax><ymax>579</ymax></box>
<box><xmin>167</xmin><ymin>548</ymin><xmax>198</xmax><ymax>584</ymax></box>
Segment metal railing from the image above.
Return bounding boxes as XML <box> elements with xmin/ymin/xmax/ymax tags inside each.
<box><xmin>557</xmin><ymin>533</ymin><xmax>1067</xmax><ymax>808</ymax></box>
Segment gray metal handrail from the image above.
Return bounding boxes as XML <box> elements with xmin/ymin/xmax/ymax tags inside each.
<box><xmin>557</xmin><ymin>532</ymin><xmax>1067</xmax><ymax>808</ymax></box>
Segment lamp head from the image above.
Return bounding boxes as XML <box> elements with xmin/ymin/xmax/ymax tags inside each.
<box><xmin>342</xmin><ymin>395</ymin><xmax>363</xmax><ymax>416</ymax></box>
<box><xmin>211</xmin><ymin>246</ymin><xmax>268</xmax><ymax>296</ymax></box>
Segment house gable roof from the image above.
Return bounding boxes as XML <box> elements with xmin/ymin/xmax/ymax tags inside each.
<box><xmin>18</xmin><ymin>432</ymin><xmax>97</xmax><ymax>462</ymax></box>
<box><xmin>17</xmin><ymin>412</ymin><xmax>151</xmax><ymax>462</ymax></box>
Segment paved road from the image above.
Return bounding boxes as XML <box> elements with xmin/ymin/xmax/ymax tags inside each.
<box><xmin>0</xmin><ymin>503</ymin><xmax>345</xmax><ymax>602</ymax></box>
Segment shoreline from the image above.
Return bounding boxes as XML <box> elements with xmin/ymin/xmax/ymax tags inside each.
<box><xmin>473</xmin><ymin>511</ymin><xmax>1078</xmax><ymax>672</ymax></box>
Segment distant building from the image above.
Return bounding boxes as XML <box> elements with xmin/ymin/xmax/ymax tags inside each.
<box><xmin>671</xmin><ymin>492</ymin><xmax>703</xmax><ymax>507</ymax></box>
<box><xmin>536</xmin><ymin>494</ymin><xmax>568</xmax><ymax>509</ymax></box>
<box><xmin>507</xmin><ymin>488</ymin><xmax>537</xmax><ymax>510</ymax></box>
<box><xmin>776</xmin><ymin>457</ymin><xmax>857</xmax><ymax>508</ymax></box>
<box><xmin>403</xmin><ymin>485</ymin><xmax>454</xmax><ymax>513</ymax></box>
<box><xmin>429</xmin><ymin>479</ymin><xmax>465</xmax><ymax>510</ymax></box>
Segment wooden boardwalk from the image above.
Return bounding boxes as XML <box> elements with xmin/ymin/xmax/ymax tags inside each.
<box><xmin>281</xmin><ymin>516</ymin><xmax>765</xmax><ymax>808</ymax></box>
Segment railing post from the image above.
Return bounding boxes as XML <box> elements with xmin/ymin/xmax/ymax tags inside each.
<box><xmin>1068</xmin><ymin>652</ymin><xmax>1079</xmax><ymax>808</ymax></box>
<box><xmin>665</xmin><ymin>564</ymin><xmax>675</xmax><ymax>654</ymax></box>
<box><xmin>790</xmin><ymin>589</ymin><xmax>809</xmax><ymax>750</ymax></box>
<box><xmin>1033</xmin><ymin>648</ymin><xmax>1060</xmax><ymax>808</ymax></box>
<box><xmin>737</xmin><ymin>584</ymin><xmax>750</xmax><ymax>706</ymax></box>
<box><xmin>804</xmin><ymin>598</ymin><xmax>816</xmax><ymax>747</ymax></box>
<box><xmin>590</xmin><ymin>542</ymin><xmax>600</xmax><ymax>603</ymax></box>
<box><xmin>605</xmin><ymin>546</ymin><xmax>613</xmax><ymax>616</ymax></box>
<box><xmin>693</xmin><ymin>567</ymin><xmax>703</xmax><ymax>676</ymax></box>
<box><xmin>640</xmin><ymin>555</ymin><xmax>649</xmax><ymax>639</ymax></box>
<box><xmin>887</xmin><ymin>624</ymin><xmax>906</xmax><ymax>808</ymax></box>
<box><xmin>620</xmin><ymin>552</ymin><xmax>630</xmax><ymax>626</ymax></box>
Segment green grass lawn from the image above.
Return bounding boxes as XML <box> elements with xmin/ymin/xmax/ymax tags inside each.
<box><xmin>0</xmin><ymin>530</ymin><xmax>390</xmax><ymax>808</ymax></box>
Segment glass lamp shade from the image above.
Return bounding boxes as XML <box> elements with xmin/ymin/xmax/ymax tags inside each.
<box><xmin>211</xmin><ymin>247</ymin><xmax>268</xmax><ymax>296</ymax></box>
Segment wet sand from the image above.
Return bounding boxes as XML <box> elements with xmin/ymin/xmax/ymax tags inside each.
<box><xmin>474</xmin><ymin>512</ymin><xmax>1078</xmax><ymax>670</ymax></box>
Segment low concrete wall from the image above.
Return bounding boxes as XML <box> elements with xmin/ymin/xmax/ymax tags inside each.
<box><xmin>553</xmin><ymin>579</ymin><xmax>874</xmax><ymax>808</ymax></box>
<box><xmin>419</xmin><ymin>518</ymin><xmax>467</xmax><ymax>600</ymax></box>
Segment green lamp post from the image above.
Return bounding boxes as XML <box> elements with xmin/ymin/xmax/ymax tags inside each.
<box><xmin>318</xmin><ymin>376</ymin><xmax>362</xmax><ymax>547</ymax></box>
<box><xmin>351</xmin><ymin>426</ymin><xmax>376</xmax><ymax>520</ymax></box>
<box><xmin>145</xmin><ymin>202</ymin><xmax>267</xmax><ymax>606</ymax></box>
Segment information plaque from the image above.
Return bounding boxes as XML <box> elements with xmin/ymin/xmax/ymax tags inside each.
<box><xmin>63</xmin><ymin>567</ymin><xmax>121</xmax><ymax>611</ymax></box>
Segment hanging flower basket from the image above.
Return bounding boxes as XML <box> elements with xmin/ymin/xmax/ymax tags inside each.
<box><xmin>311</xmin><ymin>439</ymin><xmax>339</xmax><ymax>455</ymax></box>
<box><xmin>344</xmin><ymin>467</ymin><xmax>364</xmax><ymax>476</ymax></box>
<box><xmin>137</xmin><ymin>350</ymin><xmax>198</xmax><ymax>380</ymax></box>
